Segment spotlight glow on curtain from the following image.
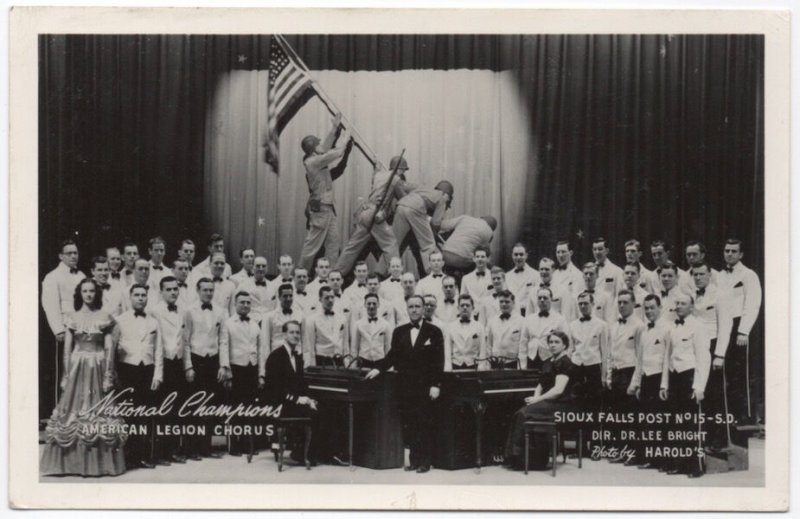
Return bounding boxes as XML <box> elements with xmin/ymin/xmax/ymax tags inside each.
<box><xmin>205</xmin><ymin>69</ymin><xmax>536</xmax><ymax>274</ymax></box>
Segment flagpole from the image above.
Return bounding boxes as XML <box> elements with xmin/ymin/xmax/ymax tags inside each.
<box><xmin>276</xmin><ymin>35</ymin><xmax>380</xmax><ymax>168</ymax></box>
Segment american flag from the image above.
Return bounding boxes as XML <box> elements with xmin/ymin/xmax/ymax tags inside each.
<box><xmin>265</xmin><ymin>36</ymin><xmax>314</xmax><ymax>170</ymax></box>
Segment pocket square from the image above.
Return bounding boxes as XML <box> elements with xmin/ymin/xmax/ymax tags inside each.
<box><xmin>707</xmin><ymin>306</ymin><xmax>714</xmax><ymax>310</ymax></box>
<box><xmin>734</xmin><ymin>281</ymin><xmax>744</xmax><ymax>288</ymax></box>
<box><xmin>424</xmin><ymin>339</ymin><xmax>431</xmax><ymax>346</ymax></box>
<box><xmin>472</xmin><ymin>334</ymin><xmax>479</xmax><ymax>339</ymax></box>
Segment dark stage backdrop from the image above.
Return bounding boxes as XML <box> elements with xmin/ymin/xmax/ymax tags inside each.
<box><xmin>39</xmin><ymin>34</ymin><xmax>764</xmax><ymax>416</ymax></box>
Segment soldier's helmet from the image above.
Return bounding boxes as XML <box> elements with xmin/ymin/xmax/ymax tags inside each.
<box><xmin>301</xmin><ymin>135</ymin><xmax>320</xmax><ymax>155</ymax></box>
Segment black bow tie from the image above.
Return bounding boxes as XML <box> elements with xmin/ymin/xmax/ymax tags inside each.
<box><xmin>240</xmin><ymin>315</ymin><xmax>250</xmax><ymax>322</ymax></box>
<box><xmin>358</xmin><ymin>283</ymin><xmax>366</xmax><ymax>287</ymax></box>
<box><xmin>540</xmin><ymin>282</ymin><xmax>550</xmax><ymax>288</ymax></box>
<box><xmin>152</xmin><ymin>265</ymin><xmax>163</xmax><ymax>271</ymax></box>
<box><xmin>281</xmin><ymin>278</ymin><xmax>291</xmax><ymax>283</ymax></box>
<box><xmin>514</xmin><ymin>268</ymin><xmax>524</xmax><ymax>273</ymax></box>
<box><xmin>460</xmin><ymin>318</ymin><xmax>471</xmax><ymax>324</ymax></box>
<box><xmin>597</xmin><ymin>262</ymin><xmax>605</xmax><ymax>268</ymax></box>
<box><xmin>390</xmin><ymin>278</ymin><xmax>400</xmax><ymax>282</ymax></box>
<box><xmin>201</xmin><ymin>303</ymin><xmax>213</xmax><ymax>311</ymax></box>
<box><xmin>432</xmin><ymin>274</ymin><xmax>443</xmax><ymax>278</ymax></box>
<box><xmin>111</xmin><ymin>272</ymin><xmax>120</xmax><ymax>279</ymax></box>
<box><xmin>368</xmin><ymin>317</ymin><xmax>378</xmax><ymax>323</ymax></box>
<box><xmin>99</xmin><ymin>283</ymin><xmax>110</xmax><ymax>290</ymax></box>
<box><xmin>213</xmin><ymin>277</ymin><xmax>223</xmax><ymax>283</ymax></box>
<box><xmin>661</xmin><ymin>291</ymin><xmax>669</xmax><ymax>298</ymax></box>
<box><xmin>499</xmin><ymin>313</ymin><xmax>511</xmax><ymax>321</ymax></box>
<box><xmin>187</xmin><ymin>266</ymin><xmax>193</xmax><ymax>271</ymax></box>
<box><xmin>648</xmin><ymin>322</ymin><xmax>655</xmax><ymax>329</ymax></box>
<box><xmin>282</xmin><ymin>309</ymin><xmax>292</xmax><ymax>315</ymax></box>
<box><xmin>538</xmin><ymin>311</ymin><xmax>549</xmax><ymax>318</ymax></box>
<box><xmin>256</xmin><ymin>280</ymin><xmax>267</xmax><ymax>287</ymax></box>
<box><xmin>296</xmin><ymin>290</ymin><xmax>306</xmax><ymax>296</ymax></box>
<box><xmin>696</xmin><ymin>288</ymin><xmax>706</xmax><ymax>296</ymax></box>
<box><xmin>475</xmin><ymin>271</ymin><xmax>486</xmax><ymax>277</ymax></box>
<box><xmin>585</xmin><ymin>289</ymin><xmax>594</xmax><ymax>294</ymax></box>
<box><xmin>618</xmin><ymin>318</ymin><xmax>627</xmax><ymax>324</ymax></box>
<box><xmin>675</xmin><ymin>318</ymin><xmax>685</xmax><ymax>326</ymax></box>
<box><xmin>410</xmin><ymin>321</ymin><xmax>421</xmax><ymax>329</ymax></box>
<box><xmin>324</xmin><ymin>310</ymin><xmax>335</xmax><ymax>316</ymax></box>
<box><xmin>134</xmin><ymin>310</ymin><xmax>146</xmax><ymax>318</ymax></box>
<box><xmin>556</xmin><ymin>264</ymin><xmax>568</xmax><ymax>271</ymax></box>
<box><xmin>725</xmin><ymin>265</ymin><xmax>734</xmax><ymax>273</ymax></box>
<box><xmin>69</xmin><ymin>268</ymin><xmax>79</xmax><ymax>274</ymax></box>
<box><xmin>424</xmin><ymin>317</ymin><xmax>433</xmax><ymax>322</ymax></box>
<box><xmin>444</xmin><ymin>298</ymin><xmax>454</xmax><ymax>304</ymax></box>
<box><xmin>178</xmin><ymin>282</ymin><xmax>187</xmax><ymax>288</ymax></box>
<box><xmin>125</xmin><ymin>269</ymin><xmax>133</xmax><ymax>276</ymax></box>
<box><xmin>579</xmin><ymin>316</ymin><xmax>591</xmax><ymax>322</ymax></box>
<box><xmin>167</xmin><ymin>304</ymin><xmax>177</xmax><ymax>313</ymax></box>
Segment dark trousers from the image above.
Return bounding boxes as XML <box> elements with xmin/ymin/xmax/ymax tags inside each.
<box><xmin>158</xmin><ymin>357</ymin><xmax>186</xmax><ymax>459</ymax></box>
<box><xmin>608</xmin><ymin>367</ymin><xmax>636</xmax><ymax>450</ymax></box>
<box><xmin>117</xmin><ymin>362</ymin><xmax>156</xmax><ymax>465</ymax></box>
<box><xmin>399</xmin><ymin>395</ymin><xmax>436</xmax><ymax>468</ymax></box>
<box><xmin>229</xmin><ymin>364</ymin><xmax>258</xmax><ymax>453</ymax></box>
<box><xmin>703</xmin><ymin>338</ymin><xmax>728</xmax><ymax>449</ymax></box>
<box><xmin>725</xmin><ymin>317</ymin><xmax>753</xmax><ymax>423</ymax></box>
<box><xmin>668</xmin><ymin>369</ymin><xmax>704</xmax><ymax>474</ymax></box>
<box><xmin>40</xmin><ymin>338</ymin><xmax>65</xmax><ymax>421</ymax></box>
<box><xmin>637</xmin><ymin>373</ymin><xmax>665</xmax><ymax>465</ymax></box>
<box><xmin>186</xmin><ymin>353</ymin><xmax>221</xmax><ymax>456</ymax></box>
<box><xmin>572</xmin><ymin>363</ymin><xmax>603</xmax><ymax>411</ymax></box>
<box><xmin>315</xmin><ymin>355</ymin><xmax>338</xmax><ymax>368</ymax></box>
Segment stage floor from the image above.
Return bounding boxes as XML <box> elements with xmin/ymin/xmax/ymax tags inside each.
<box><xmin>39</xmin><ymin>438</ymin><xmax>764</xmax><ymax>487</ymax></box>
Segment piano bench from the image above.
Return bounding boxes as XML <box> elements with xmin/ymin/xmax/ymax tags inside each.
<box><xmin>274</xmin><ymin>417</ymin><xmax>313</xmax><ymax>472</ymax></box>
<box><xmin>523</xmin><ymin>421</ymin><xmax>583</xmax><ymax>477</ymax></box>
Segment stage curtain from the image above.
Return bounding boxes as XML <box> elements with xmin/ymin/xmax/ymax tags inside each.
<box><xmin>204</xmin><ymin>68</ymin><xmax>534</xmax><ymax>272</ymax></box>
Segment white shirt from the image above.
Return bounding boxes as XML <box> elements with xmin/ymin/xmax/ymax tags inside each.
<box><xmin>607</xmin><ymin>315</ymin><xmax>645</xmax><ymax>375</ymax></box>
<box><xmin>211</xmin><ymin>278</ymin><xmax>237</xmax><ymax>318</ymax></box>
<box><xmin>616</xmin><ymin>285</ymin><xmax>649</xmax><ymax>323</ymax></box>
<box><xmin>569</xmin><ymin>316</ymin><xmax>609</xmax><ymax>368</ymax></box>
<box><xmin>237</xmin><ymin>277</ymin><xmax>275</xmax><ymax>322</ymax></box>
<box><xmin>150</xmin><ymin>300</ymin><xmax>186</xmax><ymax>361</ymax></box>
<box><xmin>343</xmin><ymin>282</ymin><xmax>369</xmax><ymax>310</ymax></box>
<box><xmin>692</xmin><ymin>285</ymin><xmax>733</xmax><ymax>352</ymax></box>
<box><xmin>230</xmin><ymin>268</ymin><xmax>255</xmax><ymax>288</ymax></box>
<box><xmin>99</xmin><ymin>282</ymin><xmax>126</xmax><ymax>317</ymax></box>
<box><xmin>183</xmin><ymin>302</ymin><xmax>227</xmax><ymax>370</ymax></box>
<box><xmin>293</xmin><ymin>286</ymin><xmax>315</xmax><ymax>315</ymax></box>
<box><xmin>147</xmin><ymin>261</ymin><xmax>173</xmax><ymax>294</ymax></box>
<box><xmin>664</xmin><ymin>315</ymin><xmax>711</xmax><ymax>392</ymax></box>
<box><xmin>485</xmin><ymin>313</ymin><xmax>526</xmax><ymax>368</ymax></box>
<box><xmin>352</xmin><ymin>298</ymin><xmax>399</xmax><ymax>329</ymax></box>
<box><xmin>505</xmin><ymin>264</ymin><xmax>540</xmax><ymax>311</ymax></box>
<box><xmin>189</xmin><ymin>256</ymin><xmax>233</xmax><ymax>287</ymax></box>
<box><xmin>552</xmin><ymin>262</ymin><xmax>583</xmax><ymax>297</ymax></box>
<box><xmin>303</xmin><ymin>309</ymin><xmax>349</xmax><ymax>364</ymax></box>
<box><xmin>221</xmin><ymin>314</ymin><xmax>263</xmax><ymax>375</ymax></box>
<box><xmin>650</xmin><ymin>266</ymin><xmax>689</xmax><ymax>295</ymax></box>
<box><xmin>717</xmin><ymin>261</ymin><xmax>762</xmax><ymax>336</ymax></box>
<box><xmin>305</xmin><ymin>277</ymin><xmax>329</xmax><ymax>302</ymax></box>
<box><xmin>461</xmin><ymin>269</ymin><xmax>493</xmax><ymax>302</ymax></box>
<box><xmin>263</xmin><ymin>305</ymin><xmax>304</xmax><ymax>353</ymax></box>
<box><xmin>435</xmin><ymin>297</ymin><xmax>459</xmax><ymax>324</ymax></box>
<box><xmin>526</xmin><ymin>281</ymin><xmax>570</xmax><ymax>319</ymax></box>
<box><xmin>656</xmin><ymin>286</ymin><xmax>689</xmax><ymax>325</ymax></box>
<box><xmin>445</xmin><ymin>318</ymin><xmax>486</xmax><ymax>370</ymax></box>
<box><xmin>523</xmin><ymin>309</ymin><xmax>569</xmax><ymax>361</ymax></box>
<box><xmin>379</xmin><ymin>277</ymin><xmax>404</xmax><ymax>304</ymax></box>
<box><xmin>41</xmin><ymin>262</ymin><xmax>85</xmax><ymax>336</ymax></box>
<box><xmin>113</xmin><ymin>310</ymin><xmax>164</xmax><ymax>383</ymax></box>
<box><xmin>632</xmin><ymin>320</ymin><xmax>670</xmax><ymax>388</ymax></box>
<box><xmin>566</xmin><ymin>288</ymin><xmax>614</xmax><ymax>324</ymax></box>
<box><xmin>596</xmin><ymin>259</ymin><xmax>625</xmax><ymax>301</ymax></box>
<box><xmin>351</xmin><ymin>316</ymin><xmax>392</xmax><ymax>362</ymax></box>
<box><xmin>417</xmin><ymin>273</ymin><xmax>448</xmax><ymax>307</ymax></box>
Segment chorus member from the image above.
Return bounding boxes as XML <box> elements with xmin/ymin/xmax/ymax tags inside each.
<box><xmin>335</xmin><ymin>157</ymin><xmax>408</xmax><ymax>276</ymax></box>
<box><xmin>444</xmin><ymin>294</ymin><xmax>486</xmax><ymax>371</ymax></box>
<box><xmin>571</xmin><ymin>262</ymin><xmax>614</xmax><ymax>324</ymax></box>
<box><xmin>209</xmin><ymin>252</ymin><xmax>236</xmax><ymax>317</ymax></box>
<box><xmin>395</xmin><ymin>272</ymin><xmax>419</xmax><ymax>325</ymax></box>
<box><xmin>650</xmin><ymin>240</ymin><xmax>688</xmax><ymax>294</ymax></box>
<box><xmin>523</xmin><ymin>287</ymin><xmax>569</xmax><ymax>371</ymax></box>
<box><xmin>527</xmin><ymin>258</ymin><xmax>569</xmax><ymax>319</ymax></box>
<box><xmin>352</xmin><ymin>274</ymin><xmax>399</xmax><ymax>328</ymax></box>
<box><xmin>305</xmin><ymin>257</ymin><xmax>331</xmax><ymax>301</ymax></box>
<box><xmin>379</xmin><ymin>257</ymin><xmax>405</xmax><ymax>304</ymax></box>
<box><xmin>263</xmin><ymin>283</ymin><xmax>304</xmax><ymax>353</ymax></box>
<box><xmin>681</xmin><ymin>240</ymin><xmax>719</xmax><ymax>294</ymax></box>
<box><xmin>622</xmin><ymin>239</ymin><xmax>654</xmax><ymax>293</ymax></box>
<box><xmin>417</xmin><ymin>251</ymin><xmax>448</xmax><ymax>305</ymax></box>
<box><xmin>298</xmin><ymin>113</ymin><xmax>352</xmax><ymax>270</ymax></box>
<box><xmin>605</xmin><ymin>290</ymin><xmax>645</xmax><ymax>458</ymax></box>
<box><xmin>351</xmin><ymin>293</ymin><xmax>392</xmax><ymax>369</ymax></box>
<box><xmin>150</xmin><ymin>276</ymin><xmax>189</xmax><ymax>464</ymax></box>
<box><xmin>505</xmin><ymin>243</ymin><xmax>539</xmax><ymax>316</ymax></box>
<box><xmin>292</xmin><ymin>268</ymin><xmax>314</xmax><ymax>315</ymax></box>
<box><xmin>422</xmin><ymin>295</ymin><xmax>448</xmax><ymax>339</ymax></box>
<box><xmin>504</xmin><ymin>331</ymin><xmax>578</xmax><ymax>470</ymax></box>
<box><xmin>366</xmin><ymin>295</ymin><xmax>444</xmax><ymax>473</ymax></box>
<box><xmin>121</xmin><ymin>258</ymin><xmax>158</xmax><ymax>313</ymax></box>
<box><xmin>485</xmin><ymin>290</ymin><xmax>526</xmax><ymax>370</ymax></box>
<box><xmin>268</xmin><ymin>254</ymin><xmax>295</xmax><ymax>300</ymax></box>
<box><xmin>553</xmin><ymin>240</ymin><xmax>583</xmax><ymax>297</ymax></box>
<box><xmin>568</xmin><ymin>291</ymin><xmax>609</xmax><ymax>412</ymax></box>
<box><xmin>220</xmin><ymin>291</ymin><xmax>262</xmax><ymax>456</ymax></box>
<box><xmin>230</xmin><ymin>248</ymin><xmax>256</xmax><ymax>287</ymax></box>
<box><xmin>717</xmin><ymin>239</ymin><xmax>762</xmax><ymax>424</ymax></box>
<box><xmin>618</xmin><ymin>263</ymin><xmax>649</xmax><ymax>322</ymax></box>
<box><xmin>177</xmin><ymin>239</ymin><xmax>197</xmax><ymax>271</ymax></box>
<box><xmin>477</xmin><ymin>267</ymin><xmax>509</xmax><ymax>326</ymax></box>
<box><xmin>303</xmin><ymin>286</ymin><xmax>349</xmax><ymax>367</ymax></box>
<box><xmin>147</xmin><ymin>236</ymin><xmax>172</xmax><ymax>294</ymax></box>
<box><xmin>172</xmin><ymin>258</ymin><xmax>196</xmax><ymax>308</ymax></box>
<box><xmin>328</xmin><ymin>270</ymin><xmax>352</xmax><ymax>319</ymax></box>
<box><xmin>460</xmin><ymin>246</ymin><xmax>493</xmax><ymax>302</ymax></box>
<box><xmin>111</xmin><ymin>283</ymin><xmax>164</xmax><ymax>469</ymax></box>
<box><xmin>393</xmin><ymin>181</ymin><xmax>453</xmax><ymax>275</ymax></box>
<box><xmin>40</xmin><ymin>279</ymin><xmax>125</xmax><ymax>477</ymax></box>
<box><xmin>120</xmin><ymin>241</ymin><xmax>139</xmax><ymax>287</ymax></box>
<box><xmin>592</xmin><ymin>237</ymin><xmax>624</xmax><ymax>301</ymax></box>
<box><xmin>91</xmin><ymin>255</ymin><xmax>124</xmax><ymax>317</ymax></box>
<box><xmin>105</xmin><ymin>246</ymin><xmax>124</xmax><ymax>291</ymax></box>
<box><xmin>342</xmin><ymin>261</ymin><xmax>370</xmax><ymax>309</ymax></box>
<box><xmin>436</xmin><ymin>276</ymin><xmax>459</xmax><ymax>324</ymax></box>
<box><xmin>662</xmin><ymin>293</ymin><xmax>711</xmax><ymax>477</ymax></box>
<box><xmin>628</xmin><ymin>294</ymin><xmax>669</xmax><ymax>468</ymax></box>
<box><xmin>656</xmin><ymin>262</ymin><xmax>686</xmax><ymax>324</ymax></box>
<box><xmin>182</xmin><ymin>277</ymin><xmax>228</xmax><ymax>459</ymax></box>
<box><xmin>190</xmin><ymin>233</ymin><xmax>233</xmax><ymax>287</ymax></box>
<box><xmin>439</xmin><ymin>215</ymin><xmax>497</xmax><ymax>272</ymax></box>
<box><xmin>237</xmin><ymin>256</ymin><xmax>273</xmax><ymax>322</ymax></box>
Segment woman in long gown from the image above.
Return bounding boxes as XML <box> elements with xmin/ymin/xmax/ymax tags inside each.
<box><xmin>40</xmin><ymin>278</ymin><xmax>127</xmax><ymax>476</ymax></box>
<box><xmin>505</xmin><ymin>330</ymin><xmax>578</xmax><ymax>470</ymax></box>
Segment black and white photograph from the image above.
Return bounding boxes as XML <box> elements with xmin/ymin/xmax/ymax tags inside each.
<box><xmin>8</xmin><ymin>6</ymin><xmax>790</xmax><ymax>511</ymax></box>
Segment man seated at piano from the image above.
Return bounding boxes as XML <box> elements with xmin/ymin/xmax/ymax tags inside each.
<box><xmin>303</xmin><ymin>286</ymin><xmax>350</xmax><ymax>367</ymax></box>
<box><xmin>365</xmin><ymin>295</ymin><xmax>444</xmax><ymax>473</ymax></box>
<box><xmin>444</xmin><ymin>294</ymin><xmax>487</xmax><ymax>371</ymax></box>
<box><xmin>351</xmin><ymin>293</ymin><xmax>392</xmax><ymax>369</ymax></box>
<box><xmin>263</xmin><ymin>320</ymin><xmax>323</xmax><ymax>466</ymax></box>
<box><xmin>504</xmin><ymin>330</ymin><xmax>579</xmax><ymax>471</ymax></box>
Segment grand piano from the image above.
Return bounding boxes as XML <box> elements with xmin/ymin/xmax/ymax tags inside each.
<box><xmin>304</xmin><ymin>366</ymin><xmax>404</xmax><ymax>470</ymax></box>
<box><xmin>436</xmin><ymin>368</ymin><xmax>540</xmax><ymax>470</ymax></box>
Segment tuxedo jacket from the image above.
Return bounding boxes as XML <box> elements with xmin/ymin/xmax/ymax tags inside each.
<box><xmin>264</xmin><ymin>345</ymin><xmax>308</xmax><ymax>408</ymax></box>
<box><xmin>377</xmin><ymin>320</ymin><xmax>444</xmax><ymax>397</ymax></box>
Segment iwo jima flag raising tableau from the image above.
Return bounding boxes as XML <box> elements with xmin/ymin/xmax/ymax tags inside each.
<box><xmin>8</xmin><ymin>7</ymin><xmax>789</xmax><ymax>511</ymax></box>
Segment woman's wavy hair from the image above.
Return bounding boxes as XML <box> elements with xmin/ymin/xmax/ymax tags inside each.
<box><xmin>73</xmin><ymin>278</ymin><xmax>102</xmax><ymax>311</ymax></box>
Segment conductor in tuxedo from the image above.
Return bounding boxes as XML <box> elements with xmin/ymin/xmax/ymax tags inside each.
<box><xmin>263</xmin><ymin>320</ymin><xmax>322</xmax><ymax>464</ymax></box>
<box><xmin>366</xmin><ymin>295</ymin><xmax>445</xmax><ymax>473</ymax></box>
